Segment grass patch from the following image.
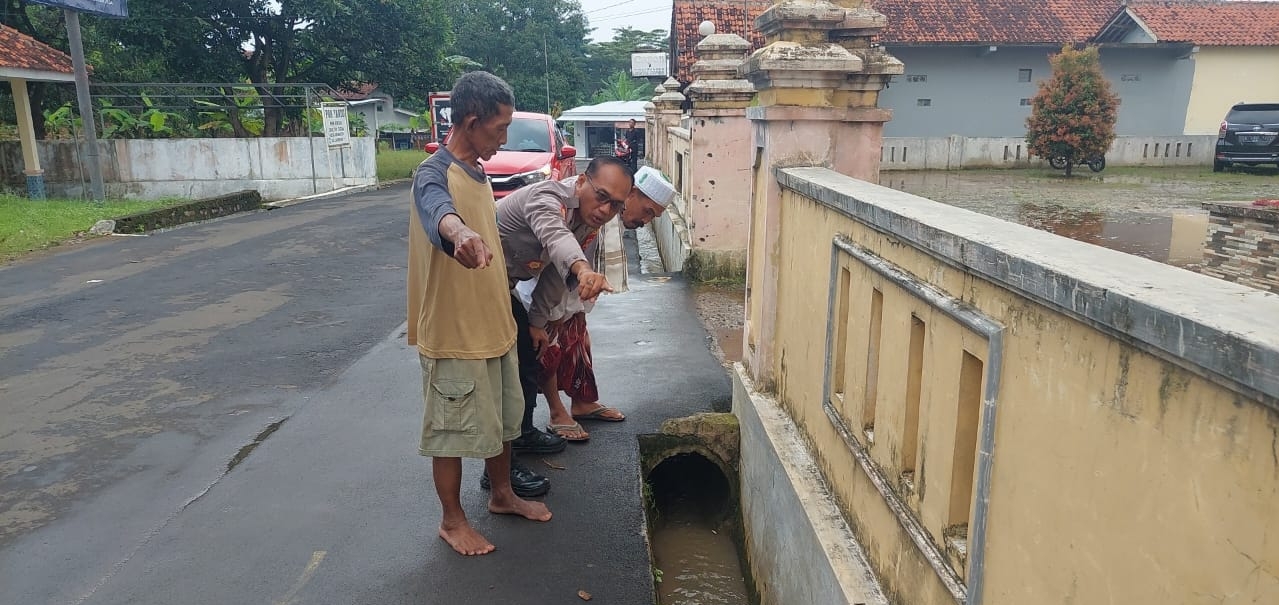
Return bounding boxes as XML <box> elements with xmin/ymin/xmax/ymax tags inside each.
<box><xmin>0</xmin><ymin>194</ymin><xmax>185</xmax><ymax>261</ymax></box>
<box><xmin>377</xmin><ymin>149</ymin><xmax>429</xmax><ymax>182</ymax></box>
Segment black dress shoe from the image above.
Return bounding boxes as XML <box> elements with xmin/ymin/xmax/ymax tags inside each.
<box><xmin>480</xmin><ymin>460</ymin><xmax>551</xmax><ymax>498</ymax></box>
<box><xmin>511</xmin><ymin>428</ymin><xmax>566</xmax><ymax>454</ymax></box>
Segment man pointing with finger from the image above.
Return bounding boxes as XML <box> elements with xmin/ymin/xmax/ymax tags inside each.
<box><xmin>408</xmin><ymin>72</ymin><xmax>551</xmax><ymax>557</ymax></box>
<box><xmin>482</xmin><ymin>156</ymin><xmax>633</xmax><ymax>491</ymax></box>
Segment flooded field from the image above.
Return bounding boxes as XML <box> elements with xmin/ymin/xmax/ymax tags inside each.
<box><xmin>879</xmin><ymin>166</ymin><xmax>1278</xmax><ymax>268</ymax></box>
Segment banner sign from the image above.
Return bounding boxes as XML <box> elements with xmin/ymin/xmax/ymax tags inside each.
<box><xmin>321</xmin><ymin>103</ymin><xmax>350</xmax><ymax>149</ymax></box>
<box><xmin>29</xmin><ymin>0</ymin><xmax>129</xmax><ymax>18</ymax></box>
<box><xmin>631</xmin><ymin>53</ymin><xmax>669</xmax><ymax>78</ymax></box>
<box><xmin>429</xmin><ymin>94</ymin><xmax>452</xmax><ymax>143</ymax></box>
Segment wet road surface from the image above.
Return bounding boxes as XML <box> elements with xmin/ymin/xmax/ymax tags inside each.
<box><xmin>0</xmin><ymin>185</ymin><xmax>728</xmax><ymax>604</ymax></box>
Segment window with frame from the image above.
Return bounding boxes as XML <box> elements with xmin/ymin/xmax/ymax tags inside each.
<box><xmin>1018</xmin><ymin>69</ymin><xmax>1032</xmax><ymax>82</ymax></box>
<box><xmin>917</xmin><ymin>98</ymin><xmax>932</xmax><ymax>107</ymax></box>
<box><xmin>906</xmin><ymin>74</ymin><xmax>927</xmax><ymax>83</ymax></box>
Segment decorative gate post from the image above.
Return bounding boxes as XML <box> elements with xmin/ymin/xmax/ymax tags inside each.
<box><xmin>684</xmin><ymin>26</ymin><xmax>756</xmax><ymax>282</ymax></box>
<box><xmin>739</xmin><ymin>0</ymin><xmax>902</xmax><ymax>387</ymax></box>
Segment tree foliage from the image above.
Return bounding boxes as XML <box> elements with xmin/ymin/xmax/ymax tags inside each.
<box><xmin>1025</xmin><ymin>45</ymin><xmax>1119</xmax><ymax>176</ymax></box>
<box><xmin>448</xmin><ymin>0</ymin><xmax>591</xmax><ymax>112</ymax></box>
<box><xmin>3</xmin><ymin>0</ymin><xmax>455</xmax><ymax>136</ymax></box>
<box><xmin>591</xmin><ymin>70</ymin><xmax>652</xmax><ymax>103</ymax></box>
<box><xmin>584</xmin><ymin>27</ymin><xmax>667</xmax><ymax>90</ymax></box>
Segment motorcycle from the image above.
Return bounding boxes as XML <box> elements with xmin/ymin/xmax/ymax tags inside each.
<box><xmin>614</xmin><ymin>139</ymin><xmax>632</xmax><ymax>162</ymax></box>
<box><xmin>1049</xmin><ymin>155</ymin><xmax>1106</xmax><ymax>172</ymax></box>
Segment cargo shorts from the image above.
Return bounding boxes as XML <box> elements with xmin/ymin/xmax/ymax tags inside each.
<box><xmin>418</xmin><ymin>349</ymin><xmax>524</xmax><ymax>459</ymax></box>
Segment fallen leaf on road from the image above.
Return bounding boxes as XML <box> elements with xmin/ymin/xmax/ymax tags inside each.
<box><xmin>543</xmin><ymin>458</ymin><xmax>566</xmax><ymax>470</ymax></box>
<box><xmin>578</xmin><ymin>590</ymin><xmax>592</xmax><ymax>601</ymax></box>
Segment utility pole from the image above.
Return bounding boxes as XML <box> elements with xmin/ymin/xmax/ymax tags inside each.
<box><xmin>64</xmin><ymin>9</ymin><xmax>105</xmax><ymax>202</ymax></box>
<box><xmin>543</xmin><ymin>34</ymin><xmax>551</xmax><ymax>114</ymax></box>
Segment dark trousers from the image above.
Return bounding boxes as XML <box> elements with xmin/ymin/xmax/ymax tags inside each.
<box><xmin>511</xmin><ymin>294</ymin><xmax>540</xmax><ymax>433</ymax></box>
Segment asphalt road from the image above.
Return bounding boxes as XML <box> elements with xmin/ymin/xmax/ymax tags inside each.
<box><xmin>0</xmin><ymin>185</ymin><xmax>730</xmax><ymax>605</ymax></box>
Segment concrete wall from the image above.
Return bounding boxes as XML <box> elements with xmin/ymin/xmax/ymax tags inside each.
<box><xmin>682</xmin><ymin>112</ymin><xmax>752</xmax><ymax>281</ymax></box>
<box><xmin>880</xmin><ymin>46</ymin><xmax>1194</xmax><ymax>137</ymax></box>
<box><xmin>0</xmin><ymin>137</ymin><xmax>377</xmax><ymax>201</ymax></box>
<box><xmin>879</xmin><ymin>135</ymin><xmax>1215</xmax><ymax>170</ymax></box>
<box><xmin>652</xmin><ymin>127</ymin><xmax>693</xmax><ymax>272</ymax></box>
<box><xmin>1184</xmin><ymin>47</ymin><xmax>1279</xmax><ymax>135</ymax></box>
<box><xmin>734</xmin><ymin>368</ymin><xmax>888</xmax><ymax>605</ymax></box>
<box><xmin>736</xmin><ymin>166</ymin><xmax>1279</xmax><ymax>605</ymax></box>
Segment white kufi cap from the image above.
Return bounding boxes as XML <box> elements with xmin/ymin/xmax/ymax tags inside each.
<box><xmin>633</xmin><ymin>166</ymin><xmax>676</xmax><ymax>208</ymax></box>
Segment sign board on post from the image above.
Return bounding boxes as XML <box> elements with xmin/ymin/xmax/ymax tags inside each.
<box><xmin>631</xmin><ymin>53</ymin><xmax>669</xmax><ymax>78</ymax></box>
<box><xmin>321</xmin><ymin>103</ymin><xmax>350</xmax><ymax>149</ymax></box>
<box><xmin>28</xmin><ymin>0</ymin><xmax>128</xmax><ymax>18</ymax></box>
<box><xmin>429</xmin><ymin>94</ymin><xmax>452</xmax><ymax>143</ymax></box>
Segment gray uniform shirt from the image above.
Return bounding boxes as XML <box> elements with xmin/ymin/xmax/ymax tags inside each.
<box><xmin>496</xmin><ymin>177</ymin><xmax>595</xmax><ymax>327</ymax></box>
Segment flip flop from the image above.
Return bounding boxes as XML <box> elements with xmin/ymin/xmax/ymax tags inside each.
<box><xmin>572</xmin><ymin>405</ymin><xmax>626</xmax><ymax>422</ymax></box>
<box><xmin>546</xmin><ymin>422</ymin><xmax>590</xmax><ymax>442</ymax></box>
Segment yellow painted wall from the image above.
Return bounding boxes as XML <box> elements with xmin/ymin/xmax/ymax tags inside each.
<box><xmin>1184</xmin><ymin>47</ymin><xmax>1279</xmax><ymax>135</ymax></box>
<box><xmin>665</xmin><ymin>129</ymin><xmax>691</xmax><ymax>217</ymax></box>
<box><xmin>762</xmin><ymin>186</ymin><xmax>1279</xmax><ymax>604</ymax></box>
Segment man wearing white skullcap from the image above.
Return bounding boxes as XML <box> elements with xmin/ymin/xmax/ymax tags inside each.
<box><xmin>619</xmin><ymin>166</ymin><xmax>675</xmax><ymax>229</ymax></box>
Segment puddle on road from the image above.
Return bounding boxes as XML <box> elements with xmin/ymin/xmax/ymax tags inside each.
<box><xmin>714</xmin><ymin>328</ymin><xmax>744</xmax><ymax>363</ymax></box>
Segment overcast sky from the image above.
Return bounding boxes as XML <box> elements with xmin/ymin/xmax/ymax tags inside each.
<box><xmin>579</xmin><ymin>0</ymin><xmax>673</xmax><ymax>42</ymax></box>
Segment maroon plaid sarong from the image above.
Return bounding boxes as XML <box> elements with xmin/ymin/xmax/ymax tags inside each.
<box><xmin>538</xmin><ymin>313</ymin><xmax>598</xmax><ymax>402</ymax></box>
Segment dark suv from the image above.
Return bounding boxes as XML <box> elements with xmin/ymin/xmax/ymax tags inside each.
<box><xmin>1215</xmin><ymin>103</ymin><xmax>1279</xmax><ymax>172</ymax></box>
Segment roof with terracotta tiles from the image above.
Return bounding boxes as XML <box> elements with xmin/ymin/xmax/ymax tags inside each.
<box><xmin>1120</xmin><ymin>0</ymin><xmax>1279</xmax><ymax>46</ymax></box>
<box><xmin>669</xmin><ymin>0</ymin><xmax>1275</xmax><ymax>83</ymax></box>
<box><xmin>671</xmin><ymin>0</ymin><xmax>770</xmax><ymax>83</ymax></box>
<box><xmin>333</xmin><ymin>83</ymin><xmax>380</xmax><ymax>101</ymax></box>
<box><xmin>871</xmin><ymin>0</ymin><xmax>1121</xmax><ymax>45</ymax></box>
<box><xmin>669</xmin><ymin>0</ymin><xmax>1122</xmax><ymax>82</ymax></box>
<box><xmin>0</xmin><ymin>23</ymin><xmax>73</xmax><ymax>78</ymax></box>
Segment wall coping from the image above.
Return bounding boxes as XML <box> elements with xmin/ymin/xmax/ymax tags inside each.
<box><xmin>777</xmin><ymin>166</ymin><xmax>1279</xmax><ymax>406</ymax></box>
<box><xmin>1202</xmin><ymin>201</ymin><xmax>1279</xmax><ymax>223</ymax></box>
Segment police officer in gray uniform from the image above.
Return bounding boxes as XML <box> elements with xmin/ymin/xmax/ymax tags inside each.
<box><xmin>478</xmin><ymin>156</ymin><xmax>634</xmax><ymax>495</ymax></box>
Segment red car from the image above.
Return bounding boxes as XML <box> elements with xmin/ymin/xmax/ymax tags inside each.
<box><xmin>426</xmin><ymin>111</ymin><xmax>577</xmax><ymax>199</ymax></box>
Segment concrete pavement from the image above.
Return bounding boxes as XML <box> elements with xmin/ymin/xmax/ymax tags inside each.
<box><xmin>0</xmin><ymin>184</ymin><xmax>730</xmax><ymax>604</ymax></box>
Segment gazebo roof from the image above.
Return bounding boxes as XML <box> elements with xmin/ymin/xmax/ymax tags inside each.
<box><xmin>557</xmin><ymin>101</ymin><xmax>648</xmax><ymax>123</ymax></box>
<box><xmin>0</xmin><ymin>23</ymin><xmax>75</xmax><ymax>82</ymax></box>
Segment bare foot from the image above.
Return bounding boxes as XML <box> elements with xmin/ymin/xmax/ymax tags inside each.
<box><xmin>438</xmin><ymin>522</ymin><xmax>496</xmax><ymax>556</ymax></box>
<box><xmin>489</xmin><ymin>496</ymin><xmax>553</xmax><ymax>522</ymax></box>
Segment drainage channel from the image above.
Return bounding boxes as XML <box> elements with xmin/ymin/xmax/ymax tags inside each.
<box><xmin>640</xmin><ymin>415</ymin><xmax>756</xmax><ymax>605</ymax></box>
<box><xmin>635</xmin><ymin>224</ymin><xmax>666</xmax><ymax>274</ymax></box>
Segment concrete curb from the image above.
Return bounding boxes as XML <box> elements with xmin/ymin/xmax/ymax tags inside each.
<box><xmin>111</xmin><ymin>190</ymin><xmax>263</xmax><ymax>234</ymax></box>
<box><xmin>262</xmin><ymin>184</ymin><xmax>381</xmax><ymax>210</ymax></box>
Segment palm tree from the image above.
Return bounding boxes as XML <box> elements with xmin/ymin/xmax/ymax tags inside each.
<box><xmin>591</xmin><ymin>70</ymin><xmax>652</xmax><ymax>103</ymax></box>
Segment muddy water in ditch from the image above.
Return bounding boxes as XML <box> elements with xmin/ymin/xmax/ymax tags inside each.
<box><xmin>649</xmin><ymin>453</ymin><xmax>751</xmax><ymax>605</ymax></box>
